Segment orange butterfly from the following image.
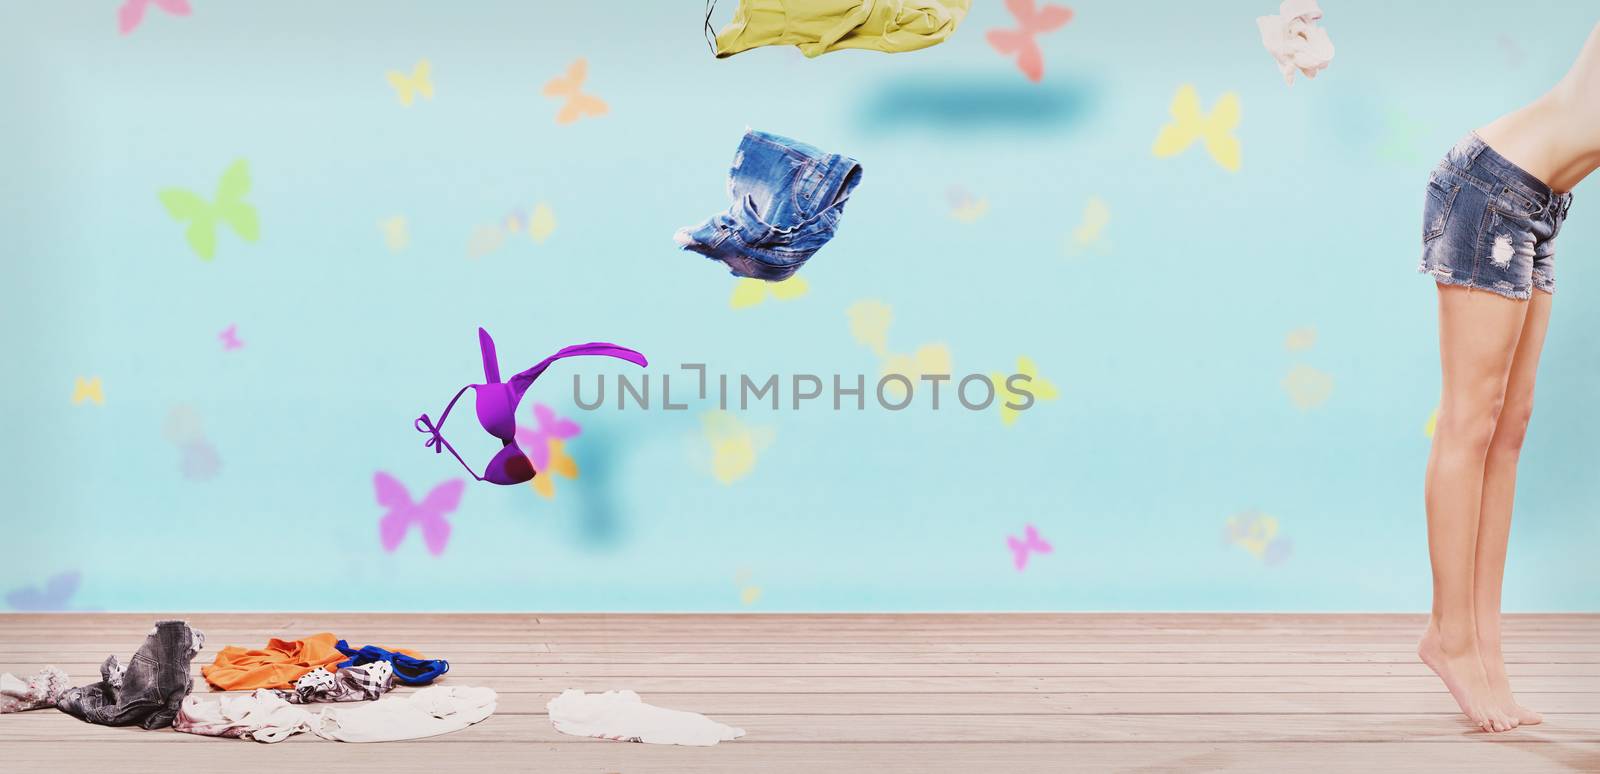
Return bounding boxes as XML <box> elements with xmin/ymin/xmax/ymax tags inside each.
<box><xmin>542</xmin><ymin>58</ymin><xmax>608</xmax><ymax>125</ymax></box>
<box><xmin>528</xmin><ymin>438</ymin><xmax>578</xmax><ymax>499</ymax></box>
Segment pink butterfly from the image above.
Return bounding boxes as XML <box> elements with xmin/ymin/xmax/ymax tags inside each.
<box><xmin>375</xmin><ymin>472</ymin><xmax>464</xmax><ymax>556</ymax></box>
<box><xmin>1007</xmin><ymin>524</ymin><xmax>1053</xmax><ymax>571</ymax></box>
<box><xmin>513</xmin><ymin>403</ymin><xmax>581</xmax><ymax>472</ymax></box>
<box><xmin>219</xmin><ymin>324</ymin><xmax>243</xmax><ymax>351</ymax></box>
<box><xmin>119</xmin><ymin>0</ymin><xmax>191</xmax><ymax>36</ymax></box>
<box><xmin>986</xmin><ymin>0</ymin><xmax>1074</xmax><ymax>83</ymax></box>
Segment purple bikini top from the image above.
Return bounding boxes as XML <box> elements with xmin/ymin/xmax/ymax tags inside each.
<box><xmin>416</xmin><ymin>328</ymin><xmax>647</xmax><ymax>485</ymax></box>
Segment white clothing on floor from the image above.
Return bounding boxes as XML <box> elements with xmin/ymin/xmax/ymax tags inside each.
<box><xmin>0</xmin><ymin>667</ymin><xmax>70</xmax><ymax>713</ymax></box>
<box><xmin>547</xmin><ymin>689</ymin><xmax>745</xmax><ymax>746</ymax></box>
<box><xmin>173</xmin><ymin>689</ymin><xmax>314</xmax><ymax>743</ymax></box>
<box><xmin>312</xmin><ymin>685</ymin><xmax>496</xmax><ymax>742</ymax></box>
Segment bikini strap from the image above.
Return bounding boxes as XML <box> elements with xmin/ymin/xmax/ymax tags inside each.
<box><xmin>414</xmin><ymin>384</ymin><xmax>484</xmax><ymax>481</ymax></box>
<box><xmin>507</xmin><ymin>343</ymin><xmax>648</xmax><ymax>400</ymax></box>
<box><xmin>478</xmin><ymin>327</ymin><xmax>501</xmax><ymax>384</ymax></box>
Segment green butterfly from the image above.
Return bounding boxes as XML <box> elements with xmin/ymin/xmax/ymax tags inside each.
<box><xmin>158</xmin><ymin>159</ymin><xmax>260</xmax><ymax>260</ymax></box>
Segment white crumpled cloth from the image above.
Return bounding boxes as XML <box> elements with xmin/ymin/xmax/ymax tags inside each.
<box><xmin>176</xmin><ymin>684</ymin><xmax>497</xmax><ymax>744</ymax></box>
<box><xmin>313</xmin><ymin>685</ymin><xmax>497</xmax><ymax>743</ymax></box>
<box><xmin>0</xmin><ymin>667</ymin><xmax>70</xmax><ymax>713</ymax></box>
<box><xmin>1257</xmin><ymin>0</ymin><xmax>1335</xmax><ymax>85</ymax></box>
<box><xmin>174</xmin><ymin>689</ymin><xmax>314</xmax><ymax>743</ymax></box>
<box><xmin>548</xmin><ymin>689</ymin><xmax>746</xmax><ymax>746</ymax></box>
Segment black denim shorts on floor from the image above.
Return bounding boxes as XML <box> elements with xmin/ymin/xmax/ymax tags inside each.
<box><xmin>56</xmin><ymin>620</ymin><xmax>204</xmax><ymax>729</ymax></box>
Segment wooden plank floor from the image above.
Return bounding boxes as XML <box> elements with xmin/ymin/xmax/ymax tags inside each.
<box><xmin>1</xmin><ymin>614</ymin><xmax>1596</xmax><ymax>772</ymax></box>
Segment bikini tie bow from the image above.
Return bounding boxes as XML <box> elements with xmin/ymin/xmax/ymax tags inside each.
<box><xmin>415</xmin><ymin>414</ymin><xmax>446</xmax><ymax>453</ymax></box>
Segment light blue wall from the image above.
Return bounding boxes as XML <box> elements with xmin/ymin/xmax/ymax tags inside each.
<box><xmin>2</xmin><ymin>1</ymin><xmax>1596</xmax><ymax>611</ymax></box>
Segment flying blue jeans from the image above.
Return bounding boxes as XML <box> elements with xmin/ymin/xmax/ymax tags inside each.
<box><xmin>676</xmin><ymin>130</ymin><xmax>863</xmax><ymax>281</ymax></box>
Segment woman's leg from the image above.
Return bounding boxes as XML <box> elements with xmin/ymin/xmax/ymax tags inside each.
<box><xmin>1475</xmin><ymin>290</ymin><xmax>1553</xmax><ymax>726</ymax></box>
<box><xmin>1419</xmin><ymin>283</ymin><xmax>1526</xmax><ymax>733</ymax></box>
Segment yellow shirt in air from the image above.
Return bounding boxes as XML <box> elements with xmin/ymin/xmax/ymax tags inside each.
<box><xmin>714</xmin><ymin>0</ymin><xmax>970</xmax><ymax>58</ymax></box>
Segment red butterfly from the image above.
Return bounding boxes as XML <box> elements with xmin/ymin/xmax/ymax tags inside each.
<box><xmin>986</xmin><ymin>0</ymin><xmax>1074</xmax><ymax>83</ymax></box>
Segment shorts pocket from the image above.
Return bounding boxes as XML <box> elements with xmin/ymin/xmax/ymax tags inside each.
<box><xmin>1489</xmin><ymin>185</ymin><xmax>1538</xmax><ymax>219</ymax></box>
<box><xmin>1423</xmin><ymin>176</ymin><xmax>1459</xmax><ymax>243</ymax></box>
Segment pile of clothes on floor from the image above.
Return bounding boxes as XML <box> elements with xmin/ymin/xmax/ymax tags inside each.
<box><xmin>3</xmin><ymin>618</ymin><xmax>748</xmax><ymax>746</ymax></box>
<box><xmin>0</xmin><ymin>620</ymin><xmax>494</xmax><ymax>744</ymax></box>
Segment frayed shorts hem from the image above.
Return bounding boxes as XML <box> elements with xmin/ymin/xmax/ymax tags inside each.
<box><xmin>1418</xmin><ymin>265</ymin><xmax>1548</xmax><ymax>301</ymax></box>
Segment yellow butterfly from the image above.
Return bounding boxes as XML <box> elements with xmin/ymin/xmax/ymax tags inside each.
<box><xmin>702</xmin><ymin>410</ymin><xmax>772</xmax><ymax>485</ymax></box>
<box><xmin>846</xmin><ymin>299</ymin><xmax>892</xmax><ymax>357</ymax></box>
<box><xmin>504</xmin><ymin>203</ymin><xmax>558</xmax><ymax>245</ymax></box>
<box><xmin>386</xmin><ymin>59</ymin><xmax>433</xmax><ymax>107</ymax></box>
<box><xmin>466</xmin><ymin>224</ymin><xmax>506</xmax><ymax>258</ymax></box>
<box><xmin>1225</xmin><ymin>511</ymin><xmax>1278</xmax><ymax>559</ymax></box>
<box><xmin>952</xmin><ymin>199</ymin><xmax>989</xmax><ymax>224</ymax></box>
<box><xmin>991</xmin><ymin>356</ymin><xmax>1059</xmax><ymax>426</ymax></box>
<box><xmin>543</xmin><ymin>58</ymin><xmax>608</xmax><ymax>125</ymax></box>
<box><xmin>947</xmin><ymin>187</ymin><xmax>989</xmax><ymax>224</ymax></box>
<box><xmin>1284</xmin><ymin>326</ymin><xmax>1317</xmax><ymax>352</ymax></box>
<box><xmin>1424</xmin><ymin>406</ymin><xmax>1439</xmax><ymax>438</ymax></box>
<box><xmin>72</xmin><ymin>377</ymin><xmax>104</xmax><ymax>406</ymax></box>
<box><xmin>734</xmin><ymin>569</ymin><xmax>762</xmax><ymax>606</ymax></box>
<box><xmin>528</xmin><ymin>438</ymin><xmax>578</xmax><ymax>499</ymax></box>
<box><xmin>1282</xmin><ymin>364</ymin><xmax>1333</xmax><ymax>410</ymax></box>
<box><xmin>881</xmin><ymin>343</ymin><xmax>952</xmax><ymax>403</ymax></box>
<box><xmin>1066</xmin><ymin>195</ymin><xmax>1110</xmax><ymax>254</ymax></box>
<box><xmin>1152</xmin><ymin>85</ymin><xmax>1241</xmax><ymax>172</ymax></box>
<box><xmin>730</xmin><ymin>276</ymin><xmax>808</xmax><ymax>309</ymax></box>
<box><xmin>526</xmin><ymin>203</ymin><xmax>556</xmax><ymax>244</ymax></box>
<box><xmin>378</xmin><ymin>216</ymin><xmax>409</xmax><ymax>252</ymax></box>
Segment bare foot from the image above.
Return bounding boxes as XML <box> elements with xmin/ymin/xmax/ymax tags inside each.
<box><xmin>1418</xmin><ymin>627</ymin><xmax>1520</xmax><ymax>732</ymax></box>
<box><xmin>1479</xmin><ymin>642</ymin><xmax>1544</xmax><ymax>726</ymax></box>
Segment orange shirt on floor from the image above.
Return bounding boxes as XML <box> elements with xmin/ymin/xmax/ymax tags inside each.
<box><xmin>201</xmin><ymin>632</ymin><xmax>345</xmax><ymax>690</ymax></box>
<box><xmin>201</xmin><ymin>633</ymin><xmax>424</xmax><ymax>691</ymax></box>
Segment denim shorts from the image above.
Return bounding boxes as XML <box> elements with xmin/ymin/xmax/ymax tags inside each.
<box><xmin>57</xmin><ymin>620</ymin><xmax>204</xmax><ymax>729</ymax></box>
<box><xmin>1419</xmin><ymin>133</ymin><xmax>1573</xmax><ymax>300</ymax></box>
<box><xmin>675</xmin><ymin>130</ymin><xmax>862</xmax><ymax>281</ymax></box>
